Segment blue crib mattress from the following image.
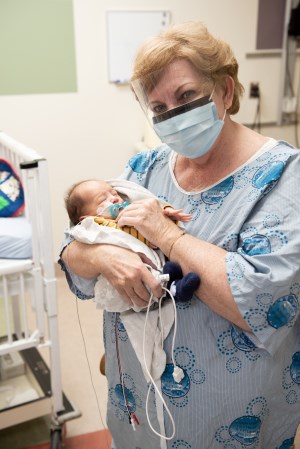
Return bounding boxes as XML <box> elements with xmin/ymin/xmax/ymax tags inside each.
<box><xmin>0</xmin><ymin>216</ymin><xmax>32</xmax><ymax>259</ymax></box>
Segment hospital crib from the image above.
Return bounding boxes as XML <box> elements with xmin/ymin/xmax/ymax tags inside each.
<box><xmin>0</xmin><ymin>132</ymin><xmax>80</xmax><ymax>448</ymax></box>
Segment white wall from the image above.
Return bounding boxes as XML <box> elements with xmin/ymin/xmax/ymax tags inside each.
<box><xmin>0</xmin><ymin>0</ymin><xmax>299</xmax><ymax>259</ymax></box>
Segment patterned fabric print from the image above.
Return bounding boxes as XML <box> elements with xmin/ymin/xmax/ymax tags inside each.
<box><xmin>102</xmin><ymin>142</ymin><xmax>300</xmax><ymax>449</ymax></box>
<box><xmin>226</xmin><ymin>235</ymin><xmax>299</xmax><ymax>337</ymax></box>
<box><xmin>107</xmin><ymin>315</ymin><xmax>143</xmax><ymax>430</ymax></box>
<box><xmin>108</xmin><ymin>375</ymin><xmax>142</xmax><ymax>422</ymax></box>
<box><xmin>128</xmin><ymin>148</ymin><xmax>167</xmax><ymax>182</ymax></box>
<box><xmin>231</xmin><ymin>285</ymin><xmax>299</xmax><ymax>334</ymax></box>
<box><xmin>105</xmin><ymin>312</ymin><xmax>162</xmax><ymax>449</ymax></box>
<box><xmin>180</xmin><ymin>151</ymin><xmax>288</xmax><ymax>221</ymax></box>
<box><xmin>275</xmin><ymin>437</ymin><xmax>296</xmax><ymax>449</ymax></box>
<box><xmin>282</xmin><ymin>350</ymin><xmax>300</xmax><ymax>406</ymax></box>
<box><xmin>215</xmin><ymin>396</ymin><xmax>269</xmax><ymax>448</ymax></box>
<box><xmin>161</xmin><ymin>346</ymin><xmax>206</xmax><ymax>409</ymax></box>
<box><xmin>217</xmin><ymin>325</ymin><xmax>261</xmax><ymax>375</ymax></box>
<box><xmin>224</xmin><ymin>149</ymin><xmax>299</xmax><ymax>353</ymax></box>
<box><xmin>169</xmin><ymin>300</ymin><xmax>200</xmax><ymax>418</ymax></box>
<box><xmin>171</xmin><ymin>441</ymin><xmax>192</xmax><ymax>448</ymax></box>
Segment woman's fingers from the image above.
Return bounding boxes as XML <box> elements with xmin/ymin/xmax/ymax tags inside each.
<box><xmin>122</xmin><ymin>266</ymin><xmax>163</xmax><ymax>307</ymax></box>
<box><xmin>164</xmin><ymin>208</ymin><xmax>183</xmax><ymax>215</ymax></box>
<box><xmin>100</xmin><ymin>245</ymin><xmax>163</xmax><ymax>307</ymax></box>
<box><xmin>117</xmin><ymin>198</ymin><xmax>175</xmax><ymax>248</ymax></box>
<box><xmin>178</xmin><ymin>213</ymin><xmax>193</xmax><ymax>222</ymax></box>
<box><xmin>142</xmin><ymin>266</ymin><xmax>163</xmax><ymax>299</ymax></box>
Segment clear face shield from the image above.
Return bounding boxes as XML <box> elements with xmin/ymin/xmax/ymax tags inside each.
<box><xmin>131</xmin><ymin>62</ymin><xmax>225</xmax><ymax>159</ymax></box>
<box><xmin>131</xmin><ymin>63</ymin><xmax>212</xmax><ymax>128</ymax></box>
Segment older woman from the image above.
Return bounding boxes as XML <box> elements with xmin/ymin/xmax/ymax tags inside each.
<box><xmin>60</xmin><ymin>22</ymin><xmax>300</xmax><ymax>449</ymax></box>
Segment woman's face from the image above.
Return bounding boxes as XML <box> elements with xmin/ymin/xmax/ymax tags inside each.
<box><xmin>147</xmin><ymin>59</ymin><xmax>211</xmax><ymax>116</ymax></box>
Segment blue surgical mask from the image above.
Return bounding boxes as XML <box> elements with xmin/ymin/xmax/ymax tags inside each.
<box><xmin>152</xmin><ymin>96</ymin><xmax>226</xmax><ymax>159</ymax></box>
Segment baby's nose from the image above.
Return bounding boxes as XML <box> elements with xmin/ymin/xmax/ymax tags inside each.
<box><xmin>109</xmin><ymin>194</ymin><xmax>119</xmax><ymax>203</ymax></box>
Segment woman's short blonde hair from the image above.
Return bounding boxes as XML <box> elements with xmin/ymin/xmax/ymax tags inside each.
<box><xmin>131</xmin><ymin>21</ymin><xmax>244</xmax><ymax>115</ymax></box>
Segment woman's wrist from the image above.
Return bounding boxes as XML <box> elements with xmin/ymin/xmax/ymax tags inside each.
<box><xmin>158</xmin><ymin>224</ymin><xmax>187</xmax><ymax>259</ymax></box>
<box><xmin>168</xmin><ymin>230</ymin><xmax>186</xmax><ymax>259</ymax></box>
<box><xmin>63</xmin><ymin>240</ymin><xmax>103</xmax><ymax>279</ymax></box>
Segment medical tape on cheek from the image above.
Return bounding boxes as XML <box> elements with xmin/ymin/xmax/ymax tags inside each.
<box><xmin>109</xmin><ymin>201</ymin><xmax>130</xmax><ymax>219</ymax></box>
<box><xmin>97</xmin><ymin>201</ymin><xmax>130</xmax><ymax>219</ymax></box>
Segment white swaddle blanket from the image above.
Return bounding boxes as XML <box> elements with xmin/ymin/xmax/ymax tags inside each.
<box><xmin>71</xmin><ymin>179</ymin><xmax>176</xmax><ymax>382</ymax></box>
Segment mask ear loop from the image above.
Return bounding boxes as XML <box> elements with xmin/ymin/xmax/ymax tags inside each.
<box><xmin>142</xmin><ymin>287</ymin><xmax>184</xmax><ymax>440</ymax></box>
<box><xmin>210</xmin><ymin>85</ymin><xmax>227</xmax><ymax>121</ymax></box>
<box><xmin>209</xmin><ymin>84</ymin><xmax>216</xmax><ymax>101</ymax></box>
<box><xmin>96</xmin><ymin>204</ymin><xmax>111</xmax><ymax>217</ymax></box>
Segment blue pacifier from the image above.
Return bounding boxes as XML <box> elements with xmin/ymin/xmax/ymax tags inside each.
<box><xmin>109</xmin><ymin>201</ymin><xmax>130</xmax><ymax>219</ymax></box>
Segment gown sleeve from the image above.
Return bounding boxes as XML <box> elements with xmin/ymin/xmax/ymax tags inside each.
<box><xmin>226</xmin><ymin>151</ymin><xmax>300</xmax><ymax>354</ymax></box>
<box><xmin>58</xmin><ymin>226</ymin><xmax>97</xmax><ymax>300</ymax></box>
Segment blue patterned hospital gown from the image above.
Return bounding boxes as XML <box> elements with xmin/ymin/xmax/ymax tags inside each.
<box><xmin>63</xmin><ymin>140</ymin><xmax>300</xmax><ymax>449</ymax></box>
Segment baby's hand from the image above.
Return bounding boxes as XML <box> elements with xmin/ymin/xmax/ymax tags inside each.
<box><xmin>163</xmin><ymin>206</ymin><xmax>192</xmax><ymax>222</ymax></box>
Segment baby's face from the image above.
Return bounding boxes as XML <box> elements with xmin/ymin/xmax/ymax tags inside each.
<box><xmin>79</xmin><ymin>180</ymin><xmax>123</xmax><ymax>218</ymax></box>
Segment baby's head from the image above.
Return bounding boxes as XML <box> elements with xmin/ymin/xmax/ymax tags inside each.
<box><xmin>65</xmin><ymin>179</ymin><xmax>124</xmax><ymax>225</ymax></box>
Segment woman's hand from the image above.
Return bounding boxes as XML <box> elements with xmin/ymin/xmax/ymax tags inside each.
<box><xmin>163</xmin><ymin>206</ymin><xmax>192</xmax><ymax>222</ymax></box>
<box><xmin>100</xmin><ymin>244</ymin><xmax>164</xmax><ymax>307</ymax></box>
<box><xmin>63</xmin><ymin>241</ymin><xmax>163</xmax><ymax>308</ymax></box>
<box><xmin>117</xmin><ymin>198</ymin><xmax>179</xmax><ymax>250</ymax></box>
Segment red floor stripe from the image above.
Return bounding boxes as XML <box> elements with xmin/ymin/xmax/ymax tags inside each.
<box><xmin>23</xmin><ymin>429</ymin><xmax>112</xmax><ymax>449</ymax></box>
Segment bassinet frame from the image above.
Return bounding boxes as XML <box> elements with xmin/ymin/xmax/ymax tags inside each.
<box><xmin>0</xmin><ymin>132</ymin><xmax>80</xmax><ymax>446</ymax></box>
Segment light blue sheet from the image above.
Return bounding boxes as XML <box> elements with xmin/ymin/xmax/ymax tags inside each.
<box><xmin>0</xmin><ymin>216</ymin><xmax>32</xmax><ymax>259</ymax></box>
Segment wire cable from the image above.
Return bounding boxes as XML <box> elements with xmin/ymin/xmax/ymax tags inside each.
<box><xmin>65</xmin><ymin>244</ymin><xmax>111</xmax><ymax>449</ymax></box>
<box><xmin>64</xmin><ymin>243</ymin><xmax>186</xmax><ymax>442</ymax></box>
<box><xmin>142</xmin><ymin>287</ymin><xmax>184</xmax><ymax>440</ymax></box>
<box><xmin>295</xmin><ymin>72</ymin><xmax>300</xmax><ymax>148</ymax></box>
<box><xmin>284</xmin><ymin>33</ymin><xmax>299</xmax><ymax>148</ymax></box>
<box><xmin>114</xmin><ymin>313</ymin><xmax>136</xmax><ymax>429</ymax></box>
<box><xmin>251</xmin><ymin>96</ymin><xmax>261</xmax><ymax>133</ymax></box>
